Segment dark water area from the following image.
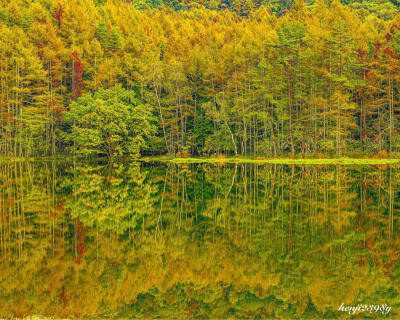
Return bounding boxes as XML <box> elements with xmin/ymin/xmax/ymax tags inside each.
<box><xmin>0</xmin><ymin>160</ymin><xmax>399</xmax><ymax>318</ymax></box>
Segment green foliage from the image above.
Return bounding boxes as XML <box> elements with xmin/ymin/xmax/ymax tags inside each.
<box><xmin>204</xmin><ymin>124</ymin><xmax>235</xmax><ymax>154</ymax></box>
<box><xmin>192</xmin><ymin>117</ymin><xmax>213</xmax><ymax>153</ymax></box>
<box><xmin>63</xmin><ymin>86</ymin><xmax>156</xmax><ymax>158</ymax></box>
<box><xmin>95</xmin><ymin>22</ymin><xmax>122</xmax><ymax>52</ymax></box>
<box><xmin>64</xmin><ymin>163</ymin><xmax>157</xmax><ymax>233</ymax></box>
<box><xmin>0</xmin><ymin>8</ymin><xmax>8</xmax><ymax>23</ymax></box>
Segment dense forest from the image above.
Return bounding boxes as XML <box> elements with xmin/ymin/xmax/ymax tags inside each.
<box><xmin>2</xmin><ymin>0</ymin><xmax>400</xmax><ymax>158</ymax></box>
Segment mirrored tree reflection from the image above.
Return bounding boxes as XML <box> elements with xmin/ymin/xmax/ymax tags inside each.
<box><xmin>0</xmin><ymin>161</ymin><xmax>399</xmax><ymax>318</ymax></box>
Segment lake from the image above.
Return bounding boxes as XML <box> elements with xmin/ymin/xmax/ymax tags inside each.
<box><xmin>0</xmin><ymin>160</ymin><xmax>399</xmax><ymax>318</ymax></box>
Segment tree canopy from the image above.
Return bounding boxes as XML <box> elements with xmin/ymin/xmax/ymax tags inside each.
<box><xmin>63</xmin><ymin>86</ymin><xmax>156</xmax><ymax>157</ymax></box>
<box><xmin>1</xmin><ymin>0</ymin><xmax>400</xmax><ymax>158</ymax></box>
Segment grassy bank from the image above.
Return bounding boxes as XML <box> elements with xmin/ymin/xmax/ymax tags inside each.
<box><xmin>2</xmin><ymin>155</ymin><xmax>400</xmax><ymax>165</ymax></box>
<box><xmin>151</xmin><ymin>157</ymin><xmax>400</xmax><ymax>165</ymax></box>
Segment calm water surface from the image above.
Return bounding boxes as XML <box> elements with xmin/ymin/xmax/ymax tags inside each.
<box><xmin>1</xmin><ymin>161</ymin><xmax>399</xmax><ymax>318</ymax></box>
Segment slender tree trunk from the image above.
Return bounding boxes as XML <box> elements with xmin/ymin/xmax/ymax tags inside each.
<box><xmin>152</xmin><ymin>70</ymin><xmax>169</xmax><ymax>154</ymax></box>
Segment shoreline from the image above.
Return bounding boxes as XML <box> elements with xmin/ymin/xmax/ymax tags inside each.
<box><xmin>2</xmin><ymin>156</ymin><xmax>400</xmax><ymax>165</ymax></box>
<box><xmin>163</xmin><ymin>157</ymin><xmax>400</xmax><ymax>165</ymax></box>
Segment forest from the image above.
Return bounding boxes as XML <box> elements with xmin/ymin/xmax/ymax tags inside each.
<box><xmin>2</xmin><ymin>0</ymin><xmax>400</xmax><ymax>158</ymax></box>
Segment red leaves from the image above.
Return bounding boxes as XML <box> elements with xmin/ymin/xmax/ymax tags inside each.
<box><xmin>277</xmin><ymin>9</ymin><xmax>288</xmax><ymax>17</ymax></box>
<box><xmin>356</xmin><ymin>48</ymin><xmax>364</xmax><ymax>57</ymax></box>
<box><xmin>47</xmin><ymin>97</ymin><xmax>67</xmax><ymax>119</ymax></box>
<box><xmin>366</xmin><ymin>70</ymin><xmax>375</xmax><ymax>82</ymax></box>
<box><xmin>385</xmin><ymin>33</ymin><xmax>392</xmax><ymax>42</ymax></box>
<box><xmin>384</xmin><ymin>46</ymin><xmax>394</xmax><ymax>57</ymax></box>
<box><xmin>188</xmin><ymin>302</ymin><xmax>199</xmax><ymax>315</ymax></box>
<box><xmin>54</xmin><ymin>106</ymin><xmax>65</xmax><ymax>114</ymax></box>
<box><xmin>257</xmin><ymin>285</ymin><xmax>263</xmax><ymax>297</ymax></box>
<box><xmin>357</xmin><ymin>258</ymin><xmax>366</xmax><ymax>266</ymax></box>
<box><xmin>59</xmin><ymin>286</ymin><xmax>68</xmax><ymax>308</ymax></box>
<box><xmin>361</xmin><ymin>128</ymin><xmax>369</xmax><ymax>141</ymax></box>
<box><xmin>71</xmin><ymin>51</ymin><xmax>84</xmax><ymax>100</ymax></box>
<box><xmin>366</xmin><ymin>237</ymin><xmax>375</xmax><ymax>249</ymax></box>
<box><xmin>52</xmin><ymin>3</ymin><xmax>63</xmax><ymax>28</ymax></box>
<box><xmin>74</xmin><ymin>218</ymin><xmax>86</xmax><ymax>265</ymax></box>
<box><xmin>373</xmin><ymin>41</ymin><xmax>382</xmax><ymax>59</ymax></box>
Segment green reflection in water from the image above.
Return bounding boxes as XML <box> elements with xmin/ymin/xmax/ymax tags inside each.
<box><xmin>0</xmin><ymin>161</ymin><xmax>399</xmax><ymax>318</ymax></box>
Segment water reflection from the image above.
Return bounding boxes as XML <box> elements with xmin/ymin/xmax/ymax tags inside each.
<box><xmin>0</xmin><ymin>161</ymin><xmax>399</xmax><ymax>318</ymax></box>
